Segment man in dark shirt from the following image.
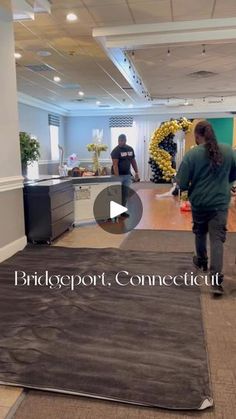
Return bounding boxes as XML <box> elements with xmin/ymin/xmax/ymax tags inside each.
<box><xmin>111</xmin><ymin>134</ymin><xmax>140</xmax><ymax>214</ymax></box>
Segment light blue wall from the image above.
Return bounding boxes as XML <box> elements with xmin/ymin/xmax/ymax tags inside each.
<box><xmin>18</xmin><ymin>103</ymin><xmax>65</xmax><ymax>160</ymax></box>
<box><xmin>64</xmin><ymin>116</ymin><xmax>111</xmax><ymax>159</ymax></box>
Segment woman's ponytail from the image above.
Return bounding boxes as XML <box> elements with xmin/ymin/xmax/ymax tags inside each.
<box><xmin>195</xmin><ymin>121</ymin><xmax>223</xmax><ymax>170</ymax></box>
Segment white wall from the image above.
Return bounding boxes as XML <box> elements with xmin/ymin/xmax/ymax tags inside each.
<box><xmin>0</xmin><ymin>5</ymin><xmax>25</xmax><ymax>254</ymax></box>
<box><xmin>18</xmin><ymin>103</ymin><xmax>65</xmax><ymax>161</ymax></box>
<box><xmin>17</xmin><ymin>105</ymin><xmax>163</xmax><ymax>166</ymax></box>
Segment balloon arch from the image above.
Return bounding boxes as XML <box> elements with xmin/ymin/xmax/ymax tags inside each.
<box><xmin>149</xmin><ymin>117</ymin><xmax>192</xmax><ymax>183</ymax></box>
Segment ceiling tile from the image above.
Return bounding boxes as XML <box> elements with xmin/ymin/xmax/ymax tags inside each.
<box><xmin>51</xmin><ymin>0</ymin><xmax>84</xmax><ymax>9</ymax></box>
<box><xmin>173</xmin><ymin>0</ymin><xmax>214</xmax><ymax>21</ymax></box>
<box><xmin>82</xmin><ymin>0</ymin><xmax>125</xmax><ymax>5</ymax></box>
<box><xmin>128</xmin><ymin>0</ymin><xmax>172</xmax><ymax>24</ymax></box>
<box><xmin>131</xmin><ymin>43</ymin><xmax>236</xmax><ymax>98</ymax></box>
<box><xmin>213</xmin><ymin>0</ymin><xmax>236</xmax><ymax>18</ymax></box>
<box><xmin>87</xmin><ymin>3</ymin><xmax>133</xmax><ymax>25</ymax></box>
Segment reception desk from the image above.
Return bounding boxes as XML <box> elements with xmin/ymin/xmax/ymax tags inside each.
<box><xmin>71</xmin><ymin>176</ymin><xmax>122</xmax><ymax>225</ymax></box>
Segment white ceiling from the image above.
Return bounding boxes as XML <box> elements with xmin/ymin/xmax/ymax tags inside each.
<box><xmin>12</xmin><ymin>0</ymin><xmax>236</xmax><ymax>111</ymax></box>
<box><xmin>130</xmin><ymin>42</ymin><xmax>236</xmax><ymax>99</ymax></box>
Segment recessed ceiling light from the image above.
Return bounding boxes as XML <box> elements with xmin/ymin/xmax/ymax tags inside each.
<box><xmin>66</xmin><ymin>13</ymin><xmax>78</xmax><ymax>22</ymax></box>
<box><xmin>37</xmin><ymin>50</ymin><xmax>52</xmax><ymax>57</ymax></box>
<box><xmin>14</xmin><ymin>52</ymin><xmax>22</xmax><ymax>59</ymax></box>
<box><xmin>78</xmin><ymin>91</ymin><xmax>84</xmax><ymax>96</ymax></box>
<box><xmin>53</xmin><ymin>76</ymin><xmax>61</xmax><ymax>82</ymax></box>
<box><xmin>96</xmin><ymin>101</ymin><xmax>101</xmax><ymax>105</ymax></box>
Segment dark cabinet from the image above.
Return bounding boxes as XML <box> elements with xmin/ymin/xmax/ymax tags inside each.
<box><xmin>24</xmin><ymin>179</ymin><xmax>74</xmax><ymax>243</ymax></box>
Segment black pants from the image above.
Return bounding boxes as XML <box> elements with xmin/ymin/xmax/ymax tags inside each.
<box><xmin>192</xmin><ymin>210</ymin><xmax>228</xmax><ymax>277</ymax></box>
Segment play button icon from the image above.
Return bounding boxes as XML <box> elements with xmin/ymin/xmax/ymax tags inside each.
<box><xmin>93</xmin><ymin>184</ymin><xmax>143</xmax><ymax>234</ymax></box>
<box><xmin>110</xmin><ymin>201</ymin><xmax>128</xmax><ymax>218</ymax></box>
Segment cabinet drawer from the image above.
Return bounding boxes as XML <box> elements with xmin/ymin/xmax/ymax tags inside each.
<box><xmin>51</xmin><ymin>212</ymin><xmax>74</xmax><ymax>240</ymax></box>
<box><xmin>50</xmin><ymin>187</ymin><xmax>74</xmax><ymax>210</ymax></box>
<box><xmin>51</xmin><ymin>201</ymin><xmax>74</xmax><ymax>224</ymax></box>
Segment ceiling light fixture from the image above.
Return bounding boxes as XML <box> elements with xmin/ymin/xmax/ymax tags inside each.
<box><xmin>53</xmin><ymin>76</ymin><xmax>61</xmax><ymax>82</ymax></box>
<box><xmin>14</xmin><ymin>52</ymin><xmax>22</xmax><ymax>59</ymax></box>
<box><xmin>202</xmin><ymin>44</ymin><xmax>206</xmax><ymax>55</ymax></box>
<box><xmin>96</xmin><ymin>101</ymin><xmax>101</xmax><ymax>105</ymax></box>
<box><xmin>184</xmin><ymin>99</ymin><xmax>189</xmax><ymax>106</ymax></box>
<box><xmin>37</xmin><ymin>50</ymin><xmax>52</xmax><ymax>57</ymax></box>
<box><xmin>78</xmin><ymin>91</ymin><xmax>84</xmax><ymax>96</ymax></box>
<box><xmin>66</xmin><ymin>12</ymin><xmax>78</xmax><ymax>22</ymax></box>
<box><xmin>167</xmin><ymin>48</ymin><xmax>171</xmax><ymax>57</ymax></box>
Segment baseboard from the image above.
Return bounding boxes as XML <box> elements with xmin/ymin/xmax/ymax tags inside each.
<box><xmin>0</xmin><ymin>236</ymin><xmax>27</xmax><ymax>263</ymax></box>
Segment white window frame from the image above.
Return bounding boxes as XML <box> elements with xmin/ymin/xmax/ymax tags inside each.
<box><xmin>49</xmin><ymin>124</ymin><xmax>59</xmax><ymax>161</ymax></box>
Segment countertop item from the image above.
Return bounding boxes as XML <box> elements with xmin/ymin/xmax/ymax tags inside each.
<box><xmin>69</xmin><ymin>175</ymin><xmax>121</xmax><ymax>184</ymax></box>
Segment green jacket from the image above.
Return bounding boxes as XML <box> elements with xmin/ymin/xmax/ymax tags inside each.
<box><xmin>176</xmin><ymin>144</ymin><xmax>236</xmax><ymax>211</ymax></box>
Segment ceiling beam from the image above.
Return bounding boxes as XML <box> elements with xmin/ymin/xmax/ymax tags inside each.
<box><xmin>94</xmin><ymin>37</ymin><xmax>150</xmax><ymax>100</ymax></box>
<box><xmin>106</xmin><ymin>29</ymin><xmax>236</xmax><ymax>49</ymax></box>
<box><xmin>93</xmin><ymin>18</ymin><xmax>236</xmax><ymax>37</ymax></box>
<box><xmin>94</xmin><ymin>18</ymin><xmax>236</xmax><ymax>49</ymax></box>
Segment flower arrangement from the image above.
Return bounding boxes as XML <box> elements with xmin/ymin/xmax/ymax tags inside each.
<box><xmin>149</xmin><ymin>117</ymin><xmax>192</xmax><ymax>183</ymax></box>
<box><xmin>87</xmin><ymin>143</ymin><xmax>108</xmax><ymax>153</ymax></box>
<box><xmin>87</xmin><ymin>142</ymin><xmax>108</xmax><ymax>174</ymax></box>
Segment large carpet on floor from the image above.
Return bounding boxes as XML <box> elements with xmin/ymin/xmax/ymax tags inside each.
<box><xmin>0</xmin><ymin>246</ymin><xmax>212</xmax><ymax>411</ymax></box>
<box><xmin>121</xmin><ymin>230</ymin><xmax>236</xmax><ymax>277</ymax></box>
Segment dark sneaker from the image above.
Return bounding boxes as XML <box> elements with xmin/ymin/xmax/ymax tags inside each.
<box><xmin>193</xmin><ymin>255</ymin><xmax>208</xmax><ymax>272</ymax></box>
<box><xmin>120</xmin><ymin>212</ymin><xmax>130</xmax><ymax>218</ymax></box>
<box><xmin>211</xmin><ymin>284</ymin><xmax>224</xmax><ymax>296</ymax></box>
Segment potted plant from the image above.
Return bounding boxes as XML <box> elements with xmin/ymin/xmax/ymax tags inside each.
<box><xmin>20</xmin><ymin>132</ymin><xmax>40</xmax><ymax>176</ymax></box>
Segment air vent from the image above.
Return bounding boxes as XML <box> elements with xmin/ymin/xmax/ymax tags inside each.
<box><xmin>122</xmin><ymin>87</ymin><xmax>134</xmax><ymax>91</ymax></box>
<box><xmin>62</xmin><ymin>83</ymin><xmax>81</xmax><ymax>90</ymax></box>
<box><xmin>188</xmin><ymin>71</ymin><xmax>217</xmax><ymax>79</ymax></box>
<box><xmin>98</xmin><ymin>104</ymin><xmax>111</xmax><ymax>108</ymax></box>
<box><xmin>25</xmin><ymin>64</ymin><xmax>54</xmax><ymax>72</ymax></box>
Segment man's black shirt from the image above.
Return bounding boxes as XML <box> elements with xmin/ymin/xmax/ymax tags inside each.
<box><xmin>111</xmin><ymin>145</ymin><xmax>135</xmax><ymax>175</ymax></box>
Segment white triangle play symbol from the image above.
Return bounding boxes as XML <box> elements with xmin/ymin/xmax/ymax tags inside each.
<box><xmin>110</xmin><ymin>201</ymin><xmax>128</xmax><ymax>218</ymax></box>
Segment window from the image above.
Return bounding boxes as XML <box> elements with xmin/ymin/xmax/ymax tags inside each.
<box><xmin>49</xmin><ymin>114</ymin><xmax>60</xmax><ymax>161</ymax></box>
<box><xmin>49</xmin><ymin>125</ymin><xmax>59</xmax><ymax>161</ymax></box>
<box><xmin>111</xmin><ymin>125</ymin><xmax>137</xmax><ymax>153</ymax></box>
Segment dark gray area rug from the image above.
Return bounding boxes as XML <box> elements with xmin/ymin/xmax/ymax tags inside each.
<box><xmin>121</xmin><ymin>230</ymin><xmax>236</xmax><ymax>277</ymax></box>
<box><xmin>0</xmin><ymin>246</ymin><xmax>212</xmax><ymax>410</ymax></box>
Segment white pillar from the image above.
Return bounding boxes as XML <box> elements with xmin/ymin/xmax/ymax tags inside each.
<box><xmin>0</xmin><ymin>1</ymin><xmax>26</xmax><ymax>261</ymax></box>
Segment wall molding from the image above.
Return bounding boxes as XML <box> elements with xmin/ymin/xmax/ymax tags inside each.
<box><xmin>18</xmin><ymin>92</ymin><xmax>69</xmax><ymax>116</ymax></box>
<box><xmin>18</xmin><ymin>92</ymin><xmax>234</xmax><ymax>118</ymax></box>
<box><xmin>0</xmin><ymin>176</ymin><xmax>24</xmax><ymax>193</ymax></box>
<box><xmin>38</xmin><ymin>159</ymin><xmax>111</xmax><ymax>165</ymax></box>
<box><xmin>0</xmin><ymin>235</ymin><xmax>27</xmax><ymax>263</ymax></box>
<box><xmin>79</xmin><ymin>158</ymin><xmax>111</xmax><ymax>163</ymax></box>
<box><xmin>39</xmin><ymin>160</ymin><xmax>59</xmax><ymax>165</ymax></box>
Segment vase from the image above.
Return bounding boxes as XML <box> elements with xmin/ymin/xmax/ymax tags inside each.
<box><xmin>93</xmin><ymin>151</ymin><xmax>102</xmax><ymax>175</ymax></box>
<box><xmin>21</xmin><ymin>162</ymin><xmax>28</xmax><ymax>177</ymax></box>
